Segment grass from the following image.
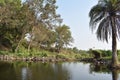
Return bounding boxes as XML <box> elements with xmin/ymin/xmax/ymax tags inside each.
<box><xmin>0</xmin><ymin>49</ymin><xmax>85</xmax><ymax>61</ymax></box>
<box><xmin>1</xmin><ymin>48</ymin><xmax>120</xmax><ymax>62</ymax></box>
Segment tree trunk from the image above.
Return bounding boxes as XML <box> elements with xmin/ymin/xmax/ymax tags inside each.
<box><xmin>27</xmin><ymin>27</ymin><xmax>34</xmax><ymax>53</ymax></box>
<box><xmin>111</xmin><ymin>17</ymin><xmax>119</xmax><ymax>67</ymax></box>
<box><xmin>15</xmin><ymin>35</ymin><xmax>24</xmax><ymax>53</ymax></box>
<box><xmin>28</xmin><ymin>40</ymin><xmax>32</xmax><ymax>53</ymax></box>
<box><xmin>15</xmin><ymin>28</ymin><xmax>26</xmax><ymax>53</ymax></box>
<box><xmin>15</xmin><ymin>39</ymin><xmax>22</xmax><ymax>53</ymax></box>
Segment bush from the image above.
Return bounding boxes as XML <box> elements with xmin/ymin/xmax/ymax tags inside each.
<box><xmin>34</xmin><ymin>52</ymin><xmax>48</xmax><ymax>57</ymax></box>
<box><xmin>0</xmin><ymin>51</ymin><xmax>9</xmax><ymax>55</ymax></box>
<box><xmin>40</xmin><ymin>52</ymin><xmax>47</xmax><ymax>57</ymax></box>
<box><xmin>55</xmin><ymin>54</ymin><xmax>66</xmax><ymax>59</ymax></box>
<box><xmin>74</xmin><ymin>54</ymin><xmax>81</xmax><ymax>59</ymax></box>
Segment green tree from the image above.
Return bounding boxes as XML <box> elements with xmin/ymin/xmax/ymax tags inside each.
<box><xmin>24</xmin><ymin>0</ymin><xmax>61</xmax><ymax>53</ymax></box>
<box><xmin>55</xmin><ymin>25</ymin><xmax>73</xmax><ymax>52</ymax></box>
<box><xmin>0</xmin><ymin>0</ymin><xmax>22</xmax><ymax>51</ymax></box>
<box><xmin>89</xmin><ymin>0</ymin><xmax>120</xmax><ymax>67</ymax></box>
<box><xmin>14</xmin><ymin>3</ymin><xmax>36</xmax><ymax>52</ymax></box>
<box><xmin>0</xmin><ymin>0</ymin><xmax>73</xmax><ymax>55</ymax></box>
<box><xmin>25</xmin><ymin>0</ymin><xmax>60</xmax><ymax>28</ymax></box>
<box><xmin>72</xmin><ymin>47</ymin><xmax>79</xmax><ymax>53</ymax></box>
<box><xmin>0</xmin><ymin>0</ymin><xmax>36</xmax><ymax>52</ymax></box>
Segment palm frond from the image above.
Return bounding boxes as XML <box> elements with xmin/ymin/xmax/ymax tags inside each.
<box><xmin>89</xmin><ymin>4</ymin><xmax>106</xmax><ymax>31</ymax></box>
<box><xmin>116</xmin><ymin>17</ymin><xmax>120</xmax><ymax>39</ymax></box>
<box><xmin>89</xmin><ymin>0</ymin><xmax>120</xmax><ymax>42</ymax></box>
<box><xmin>96</xmin><ymin>17</ymin><xmax>111</xmax><ymax>42</ymax></box>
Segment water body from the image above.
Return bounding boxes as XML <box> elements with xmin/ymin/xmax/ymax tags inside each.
<box><xmin>0</xmin><ymin>61</ymin><xmax>119</xmax><ymax>80</ymax></box>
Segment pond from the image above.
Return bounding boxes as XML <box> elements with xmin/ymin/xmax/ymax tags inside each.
<box><xmin>0</xmin><ymin>61</ymin><xmax>119</xmax><ymax>80</ymax></box>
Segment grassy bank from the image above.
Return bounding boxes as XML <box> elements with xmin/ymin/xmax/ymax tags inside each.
<box><xmin>1</xmin><ymin>49</ymin><xmax>120</xmax><ymax>63</ymax></box>
<box><xmin>0</xmin><ymin>49</ymin><xmax>89</xmax><ymax>62</ymax></box>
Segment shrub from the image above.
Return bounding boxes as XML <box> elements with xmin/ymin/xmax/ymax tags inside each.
<box><xmin>55</xmin><ymin>54</ymin><xmax>66</xmax><ymax>59</ymax></box>
<box><xmin>40</xmin><ymin>52</ymin><xmax>47</xmax><ymax>57</ymax></box>
<box><xmin>74</xmin><ymin>54</ymin><xmax>81</xmax><ymax>59</ymax></box>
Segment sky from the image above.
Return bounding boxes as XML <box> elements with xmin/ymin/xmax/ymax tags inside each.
<box><xmin>56</xmin><ymin>0</ymin><xmax>120</xmax><ymax>50</ymax></box>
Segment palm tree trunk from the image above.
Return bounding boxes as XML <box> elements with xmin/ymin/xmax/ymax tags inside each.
<box><xmin>111</xmin><ymin>17</ymin><xmax>119</xmax><ymax>67</ymax></box>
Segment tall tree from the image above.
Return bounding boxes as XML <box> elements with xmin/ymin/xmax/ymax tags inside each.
<box><xmin>55</xmin><ymin>25</ymin><xmax>73</xmax><ymax>52</ymax></box>
<box><xmin>25</xmin><ymin>0</ymin><xmax>60</xmax><ymax>28</ymax></box>
<box><xmin>89</xmin><ymin>0</ymin><xmax>120</xmax><ymax>68</ymax></box>
<box><xmin>24</xmin><ymin>0</ymin><xmax>61</xmax><ymax>52</ymax></box>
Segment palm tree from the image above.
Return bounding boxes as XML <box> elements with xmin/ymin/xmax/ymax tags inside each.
<box><xmin>89</xmin><ymin>0</ymin><xmax>120</xmax><ymax>68</ymax></box>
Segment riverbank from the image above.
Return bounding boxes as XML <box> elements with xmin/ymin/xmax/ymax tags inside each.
<box><xmin>0</xmin><ymin>54</ymin><xmax>80</xmax><ymax>62</ymax></box>
<box><xmin>0</xmin><ymin>49</ymin><xmax>90</xmax><ymax>62</ymax></box>
<box><xmin>1</xmin><ymin>52</ymin><xmax>120</xmax><ymax>70</ymax></box>
<box><xmin>0</xmin><ymin>50</ymin><xmax>83</xmax><ymax>62</ymax></box>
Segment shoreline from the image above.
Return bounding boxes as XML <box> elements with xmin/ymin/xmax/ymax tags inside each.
<box><xmin>0</xmin><ymin>54</ymin><xmax>80</xmax><ymax>62</ymax></box>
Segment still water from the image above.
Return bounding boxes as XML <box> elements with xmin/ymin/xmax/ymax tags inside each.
<box><xmin>0</xmin><ymin>61</ymin><xmax>119</xmax><ymax>80</ymax></box>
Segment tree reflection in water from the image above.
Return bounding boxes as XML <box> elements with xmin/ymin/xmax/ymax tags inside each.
<box><xmin>89</xmin><ymin>63</ymin><xmax>110</xmax><ymax>74</ymax></box>
<box><xmin>0</xmin><ymin>61</ymin><xmax>71</xmax><ymax>80</ymax></box>
<box><xmin>89</xmin><ymin>63</ymin><xmax>120</xmax><ymax>80</ymax></box>
<box><xmin>0</xmin><ymin>61</ymin><xmax>120</xmax><ymax>80</ymax></box>
<box><xmin>112</xmin><ymin>70</ymin><xmax>119</xmax><ymax>80</ymax></box>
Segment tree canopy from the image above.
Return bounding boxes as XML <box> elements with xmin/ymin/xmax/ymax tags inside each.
<box><xmin>0</xmin><ymin>0</ymin><xmax>73</xmax><ymax>53</ymax></box>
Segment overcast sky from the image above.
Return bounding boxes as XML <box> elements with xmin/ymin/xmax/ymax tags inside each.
<box><xmin>56</xmin><ymin>0</ymin><xmax>120</xmax><ymax>50</ymax></box>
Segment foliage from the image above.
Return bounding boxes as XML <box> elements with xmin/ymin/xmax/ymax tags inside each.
<box><xmin>90</xmin><ymin>49</ymin><xmax>112</xmax><ymax>58</ymax></box>
<box><xmin>72</xmin><ymin>47</ymin><xmax>79</xmax><ymax>53</ymax></box>
<box><xmin>89</xmin><ymin>0</ymin><xmax>120</xmax><ymax>67</ymax></box>
<box><xmin>55</xmin><ymin>54</ymin><xmax>66</xmax><ymax>59</ymax></box>
<box><xmin>55</xmin><ymin>25</ymin><xmax>73</xmax><ymax>52</ymax></box>
<box><xmin>0</xmin><ymin>0</ymin><xmax>73</xmax><ymax>55</ymax></box>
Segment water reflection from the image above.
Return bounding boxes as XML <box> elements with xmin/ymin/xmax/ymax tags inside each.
<box><xmin>0</xmin><ymin>61</ymin><xmax>120</xmax><ymax>80</ymax></box>
<box><xmin>89</xmin><ymin>63</ymin><xmax>110</xmax><ymax>74</ymax></box>
<box><xmin>89</xmin><ymin>63</ymin><xmax>120</xmax><ymax>80</ymax></box>
<box><xmin>23</xmin><ymin>63</ymin><xmax>67</xmax><ymax>80</ymax></box>
<box><xmin>27</xmin><ymin>62</ymin><xmax>70</xmax><ymax>80</ymax></box>
<box><xmin>0</xmin><ymin>61</ymin><xmax>17</xmax><ymax>80</ymax></box>
<box><xmin>21</xmin><ymin>67</ymin><xmax>28</xmax><ymax>80</ymax></box>
<box><xmin>112</xmin><ymin>70</ymin><xmax>119</xmax><ymax>80</ymax></box>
